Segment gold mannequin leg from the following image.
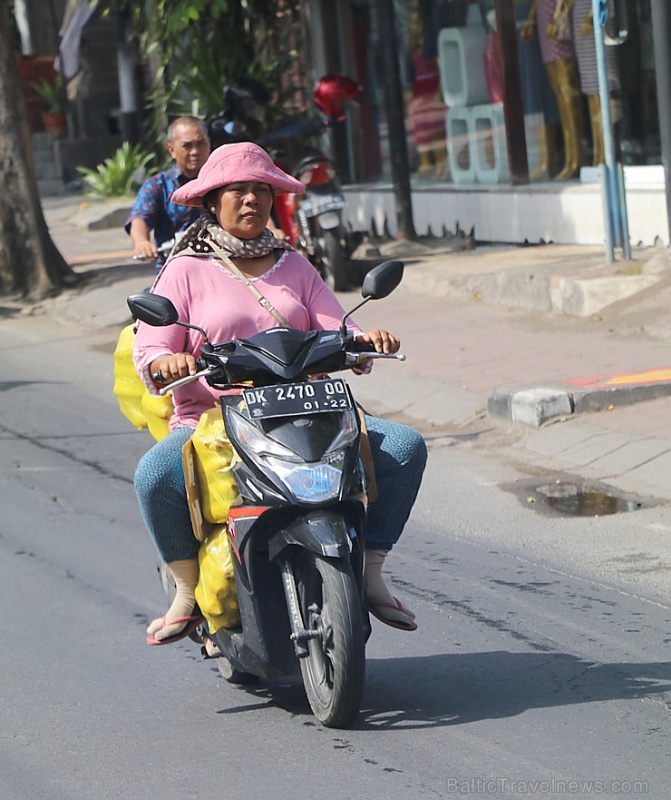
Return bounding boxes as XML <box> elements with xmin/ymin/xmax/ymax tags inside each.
<box><xmin>587</xmin><ymin>93</ymin><xmax>604</xmax><ymax>166</ymax></box>
<box><xmin>530</xmin><ymin>125</ymin><xmax>550</xmax><ymax>181</ymax></box>
<box><xmin>432</xmin><ymin>145</ymin><xmax>450</xmax><ymax>180</ymax></box>
<box><xmin>537</xmin><ymin>124</ymin><xmax>559</xmax><ymax>180</ymax></box>
<box><xmin>416</xmin><ymin>148</ymin><xmax>433</xmax><ymax>177</ymax></box>
<box><xmin>546</xmin><ymin>58</ymin><xmax>584</xmax><ymax>180</ymax></box>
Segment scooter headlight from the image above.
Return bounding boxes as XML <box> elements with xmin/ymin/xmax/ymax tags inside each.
<box><xmin>325</xmin><ymin>408</ymin><xmax>358</xmax><ymax>455</ymax></box>
<box><xmin>268</xmin><ymin>456</ymin><xmax>345</xmax><ymax>503</ymax></box>
<box><xmin>225</xmin><ymin>406</ymin><xmax>356</xmax><ymax>503</ymax></box>
<box><xmin>226</xmin><ymin>407</ymin><xmax>298</xmax><ymax>460</ymax></box>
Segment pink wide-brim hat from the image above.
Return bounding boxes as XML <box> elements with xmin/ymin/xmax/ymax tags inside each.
<box><xmin>171</xmin><ymin>142</ymin><xmax>305</xmax><ymax>206</ymax></box>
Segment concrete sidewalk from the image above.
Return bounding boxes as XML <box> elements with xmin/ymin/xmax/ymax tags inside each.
<box><xmin>33</xmin><ymin>195</ymin><xmax>671</xmax><ymax>504</ymax></box>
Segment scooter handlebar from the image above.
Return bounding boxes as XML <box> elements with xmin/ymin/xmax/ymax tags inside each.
<box><xmin>155</xmin><ymin>366</ymin><xmax>218</xmax><ymax>396</ymax></box>
<box><xmin>346</xmin><ymin>351</ymin><xmax>406</xmax><ymax>366</ymax></box>
<box><xmin>346</xmin><ymin>340</ymin><xmax>405</xmax><ymax>361</ymax></box>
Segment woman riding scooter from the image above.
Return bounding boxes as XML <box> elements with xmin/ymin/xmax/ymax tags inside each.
<box><xmin>132</xmin><ymin>142</ymin><xmax>427</xmax><ymax>644</ymax></box>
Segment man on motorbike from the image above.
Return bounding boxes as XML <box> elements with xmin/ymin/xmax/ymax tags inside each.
<box><xmin>132</xmin><ymin>142</ymin><xmax>427</xmax><ymax>645</ymax></box>
<box><xmin>125</xmin><ymin>116</ymin><xmax>211</xmax><ymax>271</ymax></box>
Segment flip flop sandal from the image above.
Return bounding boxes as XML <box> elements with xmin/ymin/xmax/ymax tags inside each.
<box><xmin>146</xmin><ymin>614</ymin><xmax>205</xmax><ymax>646</ymax></box>
<box><xmin>368</xmin><ymin>598</ymin><xmax>418</xmax><ymax>632</ymax></box>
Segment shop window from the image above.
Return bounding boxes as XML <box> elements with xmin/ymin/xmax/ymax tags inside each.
<box><xmin>352</xmin><ymin>0</ymin><xmax>659</xmax><ymax>186</ymax></box>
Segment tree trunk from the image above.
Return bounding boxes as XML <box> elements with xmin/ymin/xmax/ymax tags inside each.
<box><xmin>0</xmin><ymin>3</ymin><xmax>78</xmax><ymax>300</ymax></box>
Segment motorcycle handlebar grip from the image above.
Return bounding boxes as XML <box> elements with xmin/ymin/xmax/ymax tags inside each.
<box><xmin>348</xmin><ymin>341</ymin><xmax>377</xmax><ymax>353</ymax></box>
<box><xmin>153</xmin><ymin>360</ymin><xmax>209</xmax><ymax>385</ymax></box>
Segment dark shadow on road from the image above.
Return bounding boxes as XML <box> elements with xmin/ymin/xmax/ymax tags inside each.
<box><xmin>214</xmin><ymin>674</ymin><xmax>313</xmax><ymax>720</ymax></box>
<box><xmin>356</xmin><ymin>651</ymin><xmax>671</xmax><ymax>729</ymax></box>
<box><xmin>0</xmin><ymin>305</ymin><xmax>22</xmax><ymax>320</ymax></box>
<box><xmin>0</xmin><ymin>381</ymin><xmax>62</xmax><ymax>393</ymax></box>
<box><xmin>209</xmin><ymin>652</ymin><xmax>671</xmax><ymax>730</ymax></box>
<box><xmin>73</xmin><ymin>261</ymin><xmax>152</xmax><ymax>287</ymax></box>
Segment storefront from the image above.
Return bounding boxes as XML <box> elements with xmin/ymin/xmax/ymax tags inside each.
<box><xmin>302</xmin><ymin>0</ymin><xmax>668</xmax><ymax>246</ymax></box>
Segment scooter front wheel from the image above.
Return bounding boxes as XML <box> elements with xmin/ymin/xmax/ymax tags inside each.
<box><xmin>294</xmin><ymin>552</ymin><xmax>365</xmax><ymax>728</ymax></box>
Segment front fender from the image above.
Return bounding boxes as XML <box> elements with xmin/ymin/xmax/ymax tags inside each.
<box><xmin>268</xmin><ymin>510</ymin><xmax>355</xmax><ymax>561</ymax></box>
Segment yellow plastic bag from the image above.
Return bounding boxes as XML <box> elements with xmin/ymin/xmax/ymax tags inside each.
<box><xmin>142</xmin><ymin>390</ymin><xmax>173</xmax><ymax>441</ymax></box>
<box><xmin>113</xmin><ymin>324</ymin><xmax>147</xmax><ymax>430</ymax></box>
<box><xmin>191</xmin><ymin>407</ymin><xmax>239</xmax><ymax>523</ymax></box>
<box><xmin>195</xmin><ymin>524</ymin><xmax>240</xmax><ymax>633</ymax></box>
<box><xmin>112</xmin><ymin>323</ymin><xmax>174</xmax><ymax>440</ymax></box>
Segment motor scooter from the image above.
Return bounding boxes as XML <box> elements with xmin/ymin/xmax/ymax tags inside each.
<box><xmin>127</xmin><ymin>259</ymin><xmax>405</xmax><ymax>729</ymax></box>
<box><xmin>264</xmin><ymin>75</ymin><xmax>361</xmax><ymax>292</ymax></box>
<box><xmin>208</xmin><ymin>75</ymin><xmax>361</xmax><ymax>292</ymax></box>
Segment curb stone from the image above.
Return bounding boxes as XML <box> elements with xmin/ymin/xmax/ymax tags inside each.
<box><xmin>489</xmin><ymin>381</ymin><xmax>671</xmax><ymax>428</ymax></box>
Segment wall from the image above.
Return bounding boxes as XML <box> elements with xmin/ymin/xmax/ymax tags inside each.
<box><xmin>342</xmin><ymin>177</ymin><xmax>669</xmax><ymax>247</ymax></box>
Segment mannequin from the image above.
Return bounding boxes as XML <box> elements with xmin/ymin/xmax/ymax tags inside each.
<box><xmin>405</xmin><ymin>0</ymin><xmax>450</xmax><ymax>179</ymax></box>
<box><xmin>522</xmin><ymin>0</ymin><xmax>584</xmax><ymax>180</ymax></box>
<box><xmin>570</xmin><ymin>0</ymin><xmax>621</xmax><ymax>166</ymax></box>
<box><xmin>514</xmin><ymin>0</ymin><xmax>560</xmax><ymax>179</ymax></box>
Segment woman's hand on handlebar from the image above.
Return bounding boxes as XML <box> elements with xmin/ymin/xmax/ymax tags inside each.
<box><xmin>354</xmin><ymin>329</ymin><xmax>400</xmax><ymax>354</ymax></box>
<box><xmin>150</xmin><ymin>353</ymin><xmax>198</xmax><ymax>385</ymax></box>
<box><xmin>351</xmin><ymin>329</ymin><xmax>400</xmax><ymax>375</ymax></box>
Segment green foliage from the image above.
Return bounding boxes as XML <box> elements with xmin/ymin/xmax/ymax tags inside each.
<box><xmin>31</xmin><ymin>73</ymin><xmax>67</xmax><ymax>114</ymax></box>
<box><xmin>76</xmin><ymin>142</ymin><xmax>155</xmax><ymax>199</ymax></box>
<box><xmin>91</xmin><ymin>1</ymin><xmax>306</xmax><ymax>145</ymax></box>
<box><xmin>160</xmin><ymin>55</ymin><xmax>286</xmax><ymax>131</ymax></box>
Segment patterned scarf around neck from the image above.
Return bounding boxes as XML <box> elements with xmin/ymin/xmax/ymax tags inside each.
<box><xmin>167</xmin><ymin>210</ymin><xmax>294</xmax><ymax>263</ymax></box>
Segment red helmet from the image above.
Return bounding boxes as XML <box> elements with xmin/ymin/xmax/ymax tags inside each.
<box><xmin>313</xmin><ymin>74</ymin><xmax>361</xmax><ymax>119</ymax></box>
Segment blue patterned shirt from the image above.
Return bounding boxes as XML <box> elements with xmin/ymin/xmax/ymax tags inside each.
<box><xmin>125</xmin><ymin>166</ymin><xmax>202</xmax><ymax>269</ymax></box>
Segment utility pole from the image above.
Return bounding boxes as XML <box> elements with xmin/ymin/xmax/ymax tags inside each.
<box><xmin>373</xmin><ymin>0</ymin><xmax>416</xmax><ymax>240</ymax></box>
<box><xmin>650</xmin><ymin>0</ymin><xmax>671</xmax><ymax>244</ymax></box>
<box><xmin>591</xmin><ymin>0</ymin><xmax>630</xmax><ymax>261</ymax></box>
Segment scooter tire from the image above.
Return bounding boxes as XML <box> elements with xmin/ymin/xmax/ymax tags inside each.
<box><xmin>294</xmin><ymin>552</ymin><xmax>365</xmax><ymax>728</ymax></box>
<box><xmin>320</xmin><ymin>228</ymin><xmax>348</xmax><ymax>292</ymax></box>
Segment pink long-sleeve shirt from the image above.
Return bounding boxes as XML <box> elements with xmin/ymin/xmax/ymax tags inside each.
<box><xmin>134</xmin><ymin>250</ymin><xmax>362</xmax><ymax>430</ymax></box>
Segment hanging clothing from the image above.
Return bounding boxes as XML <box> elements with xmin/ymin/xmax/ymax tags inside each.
<box><xmin>516</xmin><ymin>0</ymin><xmax>560</xmax><ymax>124</ymax></box>
<box><xmin>571</xmin><ymin>0</ymin><xmax>620</xmax><ymax>95</ymax></box>
<box><xmin>408</xmin><ymin>52</ymin><xmax>447</xmax><ymax>151</ymax></box>
<box><xmin>55</xmin><ymin>0</ymin><xmax>95</xmax><ymax>80</ymax></box>
<box><xmin>536</xmin><ymin>0</ymin><xmax>576</xmax><ymax>64</ymax></box>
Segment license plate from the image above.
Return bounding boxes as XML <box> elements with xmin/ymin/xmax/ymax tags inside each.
<box><xmin>243</xmin><ymin>378</ymin><xmax>352</xmax><ymax>419</ymax></box>
<box><xmin>300</xmin><ymin>192</ymin><xmax>345</xmax><ymax>218</ymax></box>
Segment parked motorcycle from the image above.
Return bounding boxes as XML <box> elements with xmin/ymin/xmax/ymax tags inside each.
<box><xmin>207</xmin><ymin>75</ymin><xmax>270</xmax><ymax>151</ymax></box>
<box><xmin>209</xmin><ymin>75</ymin><xmax>361</xmax><ymax>292</ymax></box>
<box><xmin>127</xmin><ymin>260</ymin><xmax>405</xmax><ymax>729</ymax></box>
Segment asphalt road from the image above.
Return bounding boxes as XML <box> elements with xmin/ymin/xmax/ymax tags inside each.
<box><xmin>1</xmin><ymin>310</ymin><xmax>670</xmax><ymax>800</ymax></box>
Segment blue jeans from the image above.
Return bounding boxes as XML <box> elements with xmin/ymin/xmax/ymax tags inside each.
<box><xmin>135</xmin><ymin>416</ymin><xmax>427</xmax><ymax>563</ymax></box>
